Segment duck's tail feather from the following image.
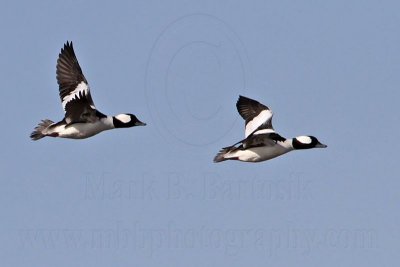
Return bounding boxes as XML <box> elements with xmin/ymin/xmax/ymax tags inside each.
<box><xmin>213</xmin><ymin>145</ymin><xmax>237</xmax><ymax>163</ymax></box>
<box><xmin>30</xmin><ymin>119</ymin><xmax>54</xmax><ymax>140</ymax></box>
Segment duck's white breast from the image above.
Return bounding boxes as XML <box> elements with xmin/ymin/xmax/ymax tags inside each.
<box><xmin>234</xmin><ymin>141</ymin><xmax>294</xmax><ymax>162</ymax></box>
<box><xmin>56</xmin><ymin>117</ymin><xmax>114</xmax><ymax>139</ymax></box>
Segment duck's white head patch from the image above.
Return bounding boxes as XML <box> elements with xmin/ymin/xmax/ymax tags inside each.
<box><xmin>115</xmin><ymin>114</ymin><xmax>131</xmax><ymax>123</ymax></box>
<box><xmin>296</xmin><ymin>136</ymin><xmax>312</xmax><ymax>144</ymax></box>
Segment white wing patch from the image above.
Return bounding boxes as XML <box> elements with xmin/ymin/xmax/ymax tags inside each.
<box><xmin>245</xmin><ymin>109</ymin><xmax>273</xmax><ymax>138</ymax></box>
<box><xmin>115</xmin><ymin>114</ymin><xmax>131</xmax><ymax>123</ymax></box>
<box><xmin>252</xmin><ymin>128</ymin><xmax>275</xmax><ymax>135</ymax></box>
<box><xmin>62</xmin><ymin>81</ymin><xmax>90</xmax><ymax>110</ymax></box>
<box><xmin>296</xmin><ymin>136</ymin><xmax>312</xmax><ymax>144</ymax></box>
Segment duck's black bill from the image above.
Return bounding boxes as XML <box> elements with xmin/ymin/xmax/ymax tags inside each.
<box><xmin>135</xmin><ymin>121</ymin><xmax>146</xmax><ymax>126</ymax></box>
<box><xmin>316</xmin><ymin>142</ymin><xmax>327</xmax><ymax>148</ymax></box>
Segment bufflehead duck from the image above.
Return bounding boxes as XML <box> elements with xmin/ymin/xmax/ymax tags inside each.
<box><xmin>214</xmin><ymin>96</ymin><xmax>326</xmax><ymax>163</ymax></box>
<box><xmin>30</xmin><ymin>41</ymin><xmax>146</xmax><ymax>140</ymax></box>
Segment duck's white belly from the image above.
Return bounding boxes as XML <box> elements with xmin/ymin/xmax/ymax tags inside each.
<box><xmin>52</xmin><ymin>121</ymin><xmax>113</xmax><ymax>139</ymax></box>
<box><xmin>232</xmin><ymin>142</ymin><xmax>293</xmax><ymax>162</ymax></box>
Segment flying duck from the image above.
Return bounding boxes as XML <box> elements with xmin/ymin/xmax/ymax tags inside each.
<box><xmin>214</xmin><ymin>96</ymin><xmax>327</xmax><ymax>163</ymax></box>
<box><xmin>30</xmin><ymin>41</ymin><xmax>146</xmax><ymax>140</ymax></box>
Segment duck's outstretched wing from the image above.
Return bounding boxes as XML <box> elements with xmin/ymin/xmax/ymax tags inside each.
<box><xmin>236</xmin><ymin>95</ymin><xmax>275</xmax><ymax>138</ymax></box>
<box><xmin>56</xmin><ymin>41</ymin><xmax>97</xmax><ymax>123</ymax></box>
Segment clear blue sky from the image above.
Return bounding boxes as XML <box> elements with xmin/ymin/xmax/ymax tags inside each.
<box><xmin>1</xmin><ymin>0</ymin><xmax>399</xmax><ymax>266</ymax></box>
